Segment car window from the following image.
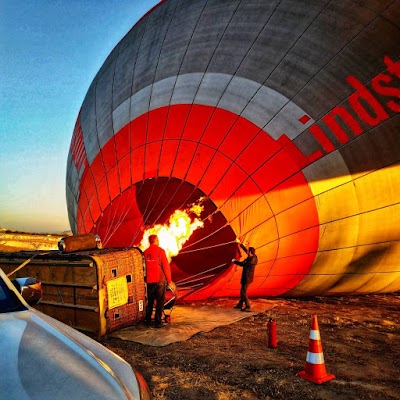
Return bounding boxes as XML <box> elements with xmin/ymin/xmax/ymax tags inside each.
<box><xmin>0</xmin><ymin>277</ymin><xmax>27</xmax><ymax>313</ymax></box>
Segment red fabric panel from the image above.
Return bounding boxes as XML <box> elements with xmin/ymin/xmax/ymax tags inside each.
<box><xmin>83</xmin><ymin>208</ymin><xmax>94</xmax><ymax>233</ymax></box>
<box><xmin>144</xmin><ymin>142</ymin><xmax>161</xmax><ymax>178</ymax></box>
<box><xmin>236</xmin><ymin>132</ymin><xmax>280</xmax><ymax>175</ymax></box>
<box><xmin>97</xmin><ymin>178</ymin><xmax>110</xmax><ymax>210</ymax></box>
<box><xmin>115</xmin><ymin>124</ymin><xmax>130</xmax><ymax>160</ymax></box>
<box><xmin>210</xmin><ymin>163</ymin><xmax>247</xmax><ymax>204</ymax></box>
<box><xmin>102</xmin><ymin>138</ymin><xmax>117</xmax><ymax>172</ymax></box>
<box><xmin>81</xmin><ymin>168</ymin><xmax>96</xmax><ymax>199</ymax></box>
<box><xmin>182</xmin><ymin>104</ymin><xmax>214</xmax><ymax>142</ymax></box>
<box><xmin>186</xmin><ymin>144</ymin><xmax>215</xmax><ymax>185</ymax></box>
<box><xmin>107</xmin><ymin>164</ymin><xmax>121</xmax><ymax>201</ymax></box>
<box><xmin>252</xmin><ymin>150</ymin><xmax>300</xmax><ymax>193</ymax></box>
<box><xmin>131</xmin><ymin>114</ymin><xmax>147</xmax><ymax>150</ymax></box>
<box><xmin>78</xmin><ymin>191</ymin><xmax>89</xmax><ymax>219</ymax></box>
<box><xmin>201</xmin><ymin>108</ymin><xmax>237</xmax><ymax>149</ymax></box>
<box><xmin>131</xmin><ymin>147</ymin><xmax>145</xmax><ymax>183</ymax></box>
<box><xmin>89</xmin><ymin>195</ymin><xmax>102</xmax><ymax>224</ymax></box>
<box><xmin>199</xmin><ymin>151</ymin><xmax>231</xmax><ymax>195</ymax></box>
<box><xmin>90</xmin><ymin>155</ymin><xmax>105</xmax><ymax>184</ymax></box>
<box><xmin>147</xmin><ymin>107</ymin><xmax>168</xmax><ymax>142</ymax></box>
<box><xmin>219</xmin><ymin>118</ymin><xmax>260</xmax><ymax>160</ymax></box>
<box><xmin>165</xmin><ymin>104</ymin><xmax>191</xmax><ymax>139</ymax></box>
<box><xmin>158</xmin><ymin>140</ymin><xmax>179</xmax><ymax>177</ymax></box>
<box><xmin>118</xmin><ymin>154</ymin><xmax>131</xmax><ymax>191</ymax></box>
<box><xmin>172</xmin><ymin>141</ymin><xmax>197</xmax><ymax>179</ymax></box>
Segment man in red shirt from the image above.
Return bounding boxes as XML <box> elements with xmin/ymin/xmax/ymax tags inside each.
<box><xmin>144</xmin><ymin>234</ymin><xmax>173</xmax><ymax>328</ymax></box>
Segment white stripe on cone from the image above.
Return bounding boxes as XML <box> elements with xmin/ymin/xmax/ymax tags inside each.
<box><xmin>309</xmin><ymin>329</ymin><xmax>320</xmax><ymax>340</ymax></box>
<box><xmin>306</xmin><ymin>351</ymin><xmax>325</xmax><ymax>364</ymax></box>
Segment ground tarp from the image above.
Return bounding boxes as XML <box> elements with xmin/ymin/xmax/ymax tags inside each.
<box><xmin>109</xmin><ymin>299</ymin><xmax>277</xmax><ymax>346</ymax></box>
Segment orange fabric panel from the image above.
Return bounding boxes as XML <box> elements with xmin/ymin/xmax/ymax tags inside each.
<box><xmin>182</xmin><ymin>104</ymin><xmax>214</xmax><ymax>142</ymax></box>
<box><xmin>131</xmin><ymin>147</ymin><xmax>145</xmax><ymax>183</ymax></box>
<box><xmin>236</xmin><ymin>131</ymin><xmax>280</xmax><ymax>175</ymax></box>
<box><xmin>158</xmin><ymin>140</ymin><xmax>179</xmax><ymax>177</ymax></box>
<box><xmin>107</xmin><ymin>164</ymin><xmax>121</xmax><ymax>201</ymax></box>
<box><xmin>115</xmin><ymin>123</ymin><xmax>131</xmax><ymax>160</ymax></box>
<box><xmin>201</xmin><ymin>108</ymin><xmax>237</xmax><ymax>149</ymax></box>
<box><xmin>147</xmin><ymin>107</ymin><xmax>168</xmax><ymax>142</ymax></box>
<box><xmin>172</xmin><ymin>141</ymin><xmax>197</xmax><ymax>179</ymax></box>
<box><xmin>101</xmin><ymin>137</ymin><xmax>117</xmax><ymax>172</ymax></box>
<box><xmin>165</xmin><ymin>104</ymin><xmax>191</xmax><ymax>139</ymax></box>
<box><xmin>118</xmin><ymin>154</ymin><xmax>131</xmax><ymax>191</ymax></box>
<box><xmin>144</xmin><ymin>142</ymin><xmax>162</xmax><ymax>178</ymax></box>
<box><xmin>130</xmin><ymin>113</ymin><xmax>147</xmax><ymax>150</ymax></box>
<box><xmin>186</xmin><ymin>144</ymin><xmax>215</xmax><ymax>186</ymax></box>
<box><xmin>199</xmin><ymin>151</ymin><xmax>231</xmax><ymax>195</ymax></box>
<box><xmin>219</xmin><ymin>118</ymin><xmax>260</xmax><ymax>161</ymax></box>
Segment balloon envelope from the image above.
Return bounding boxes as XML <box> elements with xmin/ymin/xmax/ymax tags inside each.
<box><xmin>66</xmin><ymin>0</ymin><xmax>400</xmax><ymax>299</ymax></box>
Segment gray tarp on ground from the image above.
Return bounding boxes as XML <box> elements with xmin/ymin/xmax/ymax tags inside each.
<box><xmin>109</xmin><ymin>299</ymin><xmax>277</xmax><ymax>347</ymax></box>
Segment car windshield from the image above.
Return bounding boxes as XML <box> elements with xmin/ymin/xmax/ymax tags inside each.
<box><xmin>0</xmin><ymin>276</ymin><xmax>27</xmax><ymax>313</ymax></box>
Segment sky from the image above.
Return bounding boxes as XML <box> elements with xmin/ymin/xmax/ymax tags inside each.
<box><xmin>0</xmin><ymin>0</ymin><xmax>160</xmax><ymax>233</ymax></box>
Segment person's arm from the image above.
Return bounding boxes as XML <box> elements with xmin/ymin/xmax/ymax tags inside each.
<box><xmin>239</xmin><ymin>243</ymin><xmax>248</xmax><ymax>253</ymax></box>
<box><xmin>232</xmin><ymin>258</ymin><xmax>244</xmax><ymax>267</ymax></box>
<box><xmin>160</xmin><ymin>248</ymin><xmax>172</xmax><ymax>284</ymax></box>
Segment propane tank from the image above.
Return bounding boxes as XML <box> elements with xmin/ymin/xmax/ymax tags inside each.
<box><xmin>267</xmin><ymin>317</ymin><xmax>278</xmax><ymax>348</ymax></box>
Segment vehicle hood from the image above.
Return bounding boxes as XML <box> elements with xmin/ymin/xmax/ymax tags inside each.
<box><xmin>0</xmin><ymin>308</ymin><xmax>140</xmax><ymax>400</ymax></box>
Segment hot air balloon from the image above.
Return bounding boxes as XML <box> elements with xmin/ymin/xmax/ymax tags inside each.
<box><xmin>66</xmin><ymin>0</ymin><xmax>400</xmax><ymax>300</ymax></box>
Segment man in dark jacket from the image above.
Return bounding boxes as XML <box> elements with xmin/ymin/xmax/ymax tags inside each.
<box><xmin>232</xmin><ymin>241</ymin><xmax>258</xmax><ymax>312</ymax></box>
<box><xmin>144</xmin><ymin>234</ymin><xmax>173</xmax><ymax>328</ymax></box>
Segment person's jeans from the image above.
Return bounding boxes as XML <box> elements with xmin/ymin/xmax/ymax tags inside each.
<box><xmin>146</xmin><ymin>281</ymin><xmax>166</xmax><ymax>325</ymax></box>
<box><xmin>240</xmin><ymin>283</ymin><xmax>250</xmax><ymax>308</ymax></box>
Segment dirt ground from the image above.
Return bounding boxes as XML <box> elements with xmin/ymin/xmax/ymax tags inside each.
<box><xmin>101</xmin><ymin>294</ymin><xmax>400</xmax><ymax>400</ymax></box>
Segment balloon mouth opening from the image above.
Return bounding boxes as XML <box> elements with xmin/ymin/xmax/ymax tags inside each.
<box><xmin>136</xmin><ymin>177</ymin><xmax>238</xmax><ymax>296</ymax></box>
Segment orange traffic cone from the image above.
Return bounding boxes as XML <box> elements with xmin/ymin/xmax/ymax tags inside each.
<box><xmin>296</xmin><ymin>314</ymin><xmax>335</xmax><ymax>384</ymax></box>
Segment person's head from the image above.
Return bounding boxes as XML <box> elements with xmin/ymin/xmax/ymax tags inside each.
<box><xmin>148</xmin><ymin>234</ymin><xmax>159</xmax><ymax>246</ymax></box>
<box><xmin>249</xmin><ymin>247</ymin><xmax>255</xmax><ymax>255</ymax></box>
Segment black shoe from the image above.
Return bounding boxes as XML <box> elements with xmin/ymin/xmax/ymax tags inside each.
<box><xmin>144</xmin><ymin>319</ymin><xmax>151</xmax><ymax>326</ymax></box>
<box><xmin>155</xmin><ymin>323</ymin><xmax>163</xmax><ymax>329</ymax></box>
<box><xmin>233</xmin><ymin>304</ymin><xmax>242</xmax><ymax>309</ymax></box>
<box><xmin>241</xmin><ymin>307</ymin><xmax>252</xmax><ymax>312</ymax></box>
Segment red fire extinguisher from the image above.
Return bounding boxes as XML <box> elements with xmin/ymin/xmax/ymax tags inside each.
<box><xmin>267</xmin><ymin>317</ymin><xmax>278</xmax><ymax>348</ymax></box>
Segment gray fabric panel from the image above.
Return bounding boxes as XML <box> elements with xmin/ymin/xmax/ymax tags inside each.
<box><xmin>113</xmin><ymin>98</ymin><xmax>131</xmax><ymax>134</ymax></box>
<box><xmin>218</xmin><ymin>77</ymin><xmax>261</xmax><ymax>116</ymax></box>
<box><xmin>207</xmin><ymin>0</ymin><xmax>281</xmax><ymax>75</ymax></box>
<box><xmin>96</xmin><ymin>62</ymin><xmax>116</xmax><ymax>148</ymax></box>
<box><xmin>130</xmin><ymin>85</ymin><xmax>152</xmax><ymax>121</ymax></box>
<box><xmin>154</xmin><ymin>0</ymin><xmax>207</xmax><ymax>82</ymax></box>
<box><xmin>131</xmin><ymin>0</ymin><xmax>177</xmax><ymax>94</ymax></box>
<box><xmin>264</xmin><ymin>101</ymin><xmax>315</xmax><ymax>140</ymax></box>
<box><xmin>149</xmin><ymin>76</ymin><xmax>176</xmax><ymax>110</ymax></box>
<box><xmin>113</xmin><ymin>36</ymin><xmax>142</xmax><ymax>108</ymax></box>
<box><xmin>340</xmin><ymin>115</ymin><xmax>400</xmax><ymax>174</ymax></box>
<box><xmin>266</xmin><ymin>0</ymin><xmax>377</xmax><ymax>99</ymax></box>
<box><xmin>80</xmin><ymin>80</ymin><xmax>100</xmax><ymax>165</ymax></box>
<box><xmin>383</xmin><ymin>1</ymin><xmax>400</xmax><ymax>28</ymax></box>
<box><xmin>241</xmin><ymin>85</ymin><xmax>287</xmax><ymax>134</ymax></box>
<box><xmin>195</xmin><ymin>73</ymin><xmax>232</xmax><ymax>107</ymax></box>
<box><xmin>179</xmin><ymin>0</ymin><xmax>241</xmax><ymax>74</ymax></box>
<box><xmin>237</xmin><ymin>0</ymin><xmax>331</xmax><ymax>85</ymax></box>
<box><xmin>171</xmin><ymin>73</ymin><xmax>204</xmax><ymax>104</ymax></box>
<box><xmin>294</xmin><ymin>10</ymin><xmax>400</xmax><ymax>119</ymax></box>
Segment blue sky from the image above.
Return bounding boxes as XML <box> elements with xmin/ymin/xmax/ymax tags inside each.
<box><xmin>0</xmin><ymin>0</ymin><xmax>159</xmax><ymax>233</ymax></box>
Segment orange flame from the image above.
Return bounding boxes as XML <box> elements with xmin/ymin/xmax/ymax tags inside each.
<box><xmin>140</xmin><ymin>203</ymin><xmax>204</xmax><ymax>261</ymax></box>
